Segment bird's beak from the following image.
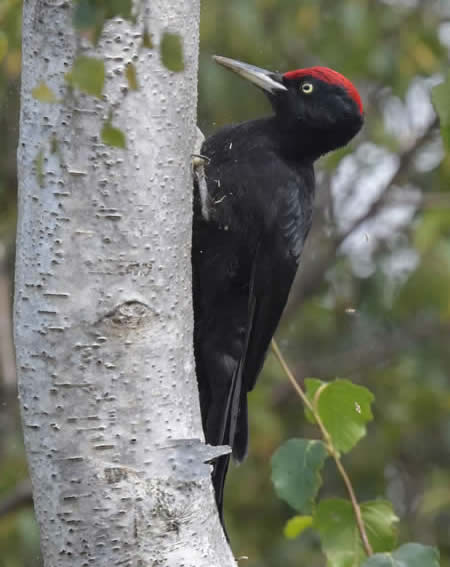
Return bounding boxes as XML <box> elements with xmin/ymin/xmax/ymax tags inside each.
<box><xmin>213</xmin><ymin>55</ymin><xmax>287</xmax><ymax>93</ymax></box>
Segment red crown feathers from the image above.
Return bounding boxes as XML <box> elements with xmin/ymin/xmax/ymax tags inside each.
<box><xmin>284</xmin><ymin>67</ymin><xmax>363</xmax><ymax>114</ymax></box>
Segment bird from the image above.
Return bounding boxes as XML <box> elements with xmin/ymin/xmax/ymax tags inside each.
<box><xmin>192</xmin><ymin>55</ymin><xmax>363</xmax><ymax>528</ymax></box>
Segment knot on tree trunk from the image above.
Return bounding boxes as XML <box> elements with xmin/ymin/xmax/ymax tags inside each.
<box><xmin>97</xmin><ymin>300</ymin><xmax>154</xmax><ymax>332</ymax></box>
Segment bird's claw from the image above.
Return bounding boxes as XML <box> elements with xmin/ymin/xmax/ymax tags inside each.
<box><xmin>192</xmin><ymin>128</ymin><xmax>211</xmax><ymax>222</ymax></box>
<box><xmin>191</xmin><ymin>153</ymin><xmax>211</xmax><ymax>168</ymax></box>
<box><xmin>191</xmin><ymin>152</ymin><xmax>210</xmax><ymax>189</ymax></box>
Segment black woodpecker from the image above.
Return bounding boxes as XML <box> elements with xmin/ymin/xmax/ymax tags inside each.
<box><xmin>192</xmin><ymin>56</ymin><xmax>363</xmax><ymax>526</ymax></box>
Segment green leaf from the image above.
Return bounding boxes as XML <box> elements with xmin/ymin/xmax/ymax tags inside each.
<box><xmin>73</xmin><ymin>0</ymin><xmax>99</xmax><ymax>30</ymax></box>
<box><xmin>73</xmin><ymin>0</ymin><xmax>132</xmax><ymax>34</ymax></box>
<box><xmin>105</xmin><ymin>0</ymin><xmax>132</xmax><ymax>20</ymax></box>
<box><xmin>72</xmin><ymin>0</ymin><xmax>105</xmax><ymax>43</ymax></box>
<box><xmin>50</xmin><ymin>136</ymin><xmax>59</xmax><ymax>155</ymax></box>
<box><xmin>306</xmin><ymin>378</ymin><xmax>374</xmax><ymax>453</ymax></box>
<box><xmin>271</xmin><ymin>439</ymin><xmax>328</xmax><ymax>514</ymax></box>
<box><xmin>304</xmin><ymin>377</ymin><xmax>323</xmax><ymax>424</ymax></box>
<box><xmin>284</xmin><ymin>515</ymin><xmax>313</xmax><ymax>539</ymax></box>
<box><xmin>32</xmin><ymin>82</ymin><xmax>57</xmax><ymax>103</ymax></box>
<box><xmin>432</xmin><ymin>74</ymin><xmax>450</xmax><ymax>150</ymax></box>
<box><xmin>142</xmin><ymin>27</ymin><xmax>154</xmax><ymax>49</ymax></box>
<box><xmin>34</xmin><ymin>149</ymin><xmax>45</xmax><ymax>187</ymax></box>
<box><xmin>69</xmin><ymin>56</ymin><xmax>105</xmax><ymax>97</ymax></box>
<box><xmin>314</xmin><ymin>499</ymin><xmax>398</xmax><ymax>567</ymax></box>
<box><xmin>125</xmin><ymin>62</ymin><xmax>138</xmax><ymax>90</ymax></box>
<box><xmin>160</xmin><ymin>32</ymin><xmax>184</xmax><ymax>72</ymax></box>
<box><xmin>361</xmin><ymin>543</ymin><xmax>440</xmax><ymax>567</ymax></box>
<box><xmin>101</xmin><ymin>122</ymin><xmax>126</xmax><ymax>148</ymax></box>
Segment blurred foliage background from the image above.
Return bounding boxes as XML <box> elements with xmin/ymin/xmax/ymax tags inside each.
<box><xmin>0</xmin><ymin>0</ymin><xmax>449</xmax><ymax>566</ymax></box>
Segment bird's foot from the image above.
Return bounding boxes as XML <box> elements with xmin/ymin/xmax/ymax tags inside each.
<box><xmin>191</xmin><ymin>153</ymin><xmax>210</xmax><ymax>169</ymax></box>
<box><xmin>192</xmin><ymin>128</ymin><xmax>211</xmax><ymax>222</ymax></box>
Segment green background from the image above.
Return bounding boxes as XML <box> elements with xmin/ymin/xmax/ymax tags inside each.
<box><xmin>0</xmin><ymin>0</ymin><xmax>449</xmax><ymax>565</ymax></box>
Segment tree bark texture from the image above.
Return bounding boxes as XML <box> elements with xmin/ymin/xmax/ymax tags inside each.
<box><xmin>15</xmin><ymin>1</ymin><xmax>235</xmax><ymax>565</ymax></box>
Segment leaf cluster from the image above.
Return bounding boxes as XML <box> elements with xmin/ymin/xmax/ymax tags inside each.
<box><xmin>271</xmin><ymin>372</ymin><xmax>439</xmax><ymax>567</ymax></box>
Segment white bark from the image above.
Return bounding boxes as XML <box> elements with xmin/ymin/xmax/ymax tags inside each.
<box><xmin>15</xmin><ymin>1</ymin><xmax>235</xmax><ymax>565</ymax></box>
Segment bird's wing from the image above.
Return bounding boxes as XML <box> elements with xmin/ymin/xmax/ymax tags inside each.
<box><xmin>229</xmin><ymin>174</ymin><xmax>313</xmax><ymax>461</ymax></box>
<box><xmin>246</xmin><ymin>177</ymin><xmax>311</xmax><ymax>392</ymax></box>
<box><xmin>245</xmin><ymin>247</ymin><xmax>298</xmax><ymax>390</ymax></box>
<box><xmin>228</xmin><ymin>243</ymin><xmax>299</xmax><ymax>460</ymax></box>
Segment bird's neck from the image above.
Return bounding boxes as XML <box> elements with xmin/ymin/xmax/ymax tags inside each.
<box><xmin>268</xmin><ymin>115</ymin><xmax>351</xmax><ymax>163</ymax></box>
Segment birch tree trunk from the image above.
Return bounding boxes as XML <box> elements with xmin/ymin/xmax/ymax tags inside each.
<box><xmin>15</xmin><ymin>1</ymin><xmax>235</xmax><ymax>565</ymax></box>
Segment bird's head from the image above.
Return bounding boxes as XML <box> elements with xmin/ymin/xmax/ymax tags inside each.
<box><xmin>213</xmin><ymin>55</ymin><xmax>363</xmax><ymax>158</ymax></box>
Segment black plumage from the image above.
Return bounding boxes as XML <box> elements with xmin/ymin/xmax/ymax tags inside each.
<box><xmin>192</xmin><ymin>56</ymin><xmax>363</xmax><ymax>526</ymax></box>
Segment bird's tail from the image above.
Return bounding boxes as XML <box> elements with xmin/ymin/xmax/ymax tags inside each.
<box><xmin>211</xmin><ymin>395</ymin><xmax>248</xmax><ymax>541</ymax></box>
<box><xmin>212</xmin><ymin>453</ymin><xmax>231</xmax><ymax>538</ymax></box>
<box><xmin>232</xmin><ymin>393</ymin><xmax>248</xmax><ymax>462</ymax></box>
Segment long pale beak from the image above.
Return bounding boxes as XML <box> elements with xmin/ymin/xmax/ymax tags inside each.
<box><xmin>213</xmin><ymin>55</ymin><xmax>287</xmax><ymax>93</ymax></box>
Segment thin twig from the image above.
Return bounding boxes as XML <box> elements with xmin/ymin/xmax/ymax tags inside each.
<box><xmin>270</xmin><ymin>338</ymin><xmax>373</xmax><ymax>557</ymax></box>
<box><xmin>334</xmin><ymin>455</ymin><xmax>373</xmax><ymax>555</ymax></box>
<box><xmin>270</xmin><ymin>339</ymin><xmax>313</xmax><ymax>413</ymax></box>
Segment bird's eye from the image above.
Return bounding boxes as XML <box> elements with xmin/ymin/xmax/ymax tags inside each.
<box><xmin>301</xmin><ymin>82</ymin><xmax>314</xmax><ymax>94</ymax></box>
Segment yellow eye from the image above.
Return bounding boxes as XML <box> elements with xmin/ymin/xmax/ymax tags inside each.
<box><xmin>301</xmin><ymin>82</ymin><xmax>314</xmax><ymax>94</ymax></box>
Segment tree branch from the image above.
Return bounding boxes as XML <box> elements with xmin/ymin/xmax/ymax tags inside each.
<box><xmin>288</xmin><ymin>116</ymin><xmax>439</xmax><ymax>312</ymax></box>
